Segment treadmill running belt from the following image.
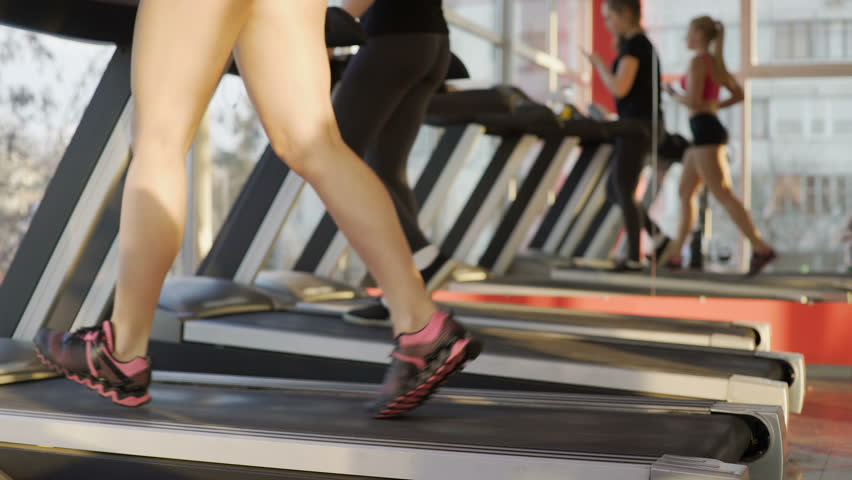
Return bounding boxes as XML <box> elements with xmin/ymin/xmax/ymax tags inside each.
<box><xmin>0</xmin><ymin>378</ymin><xmax>754</xmax><ymax>463</ymax></box>
<box><xmin>450</xmin><ymin>304</ymin><xmax>758</xmax><ymax>338</ymax></box>
<box><xmin>222</xmin><ymin>312</ymin><xmax>788</xmax><ymax>381</ymax></box>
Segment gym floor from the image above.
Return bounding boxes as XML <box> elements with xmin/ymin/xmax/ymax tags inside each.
<box><xmin>785</xmin><ymin>377</ymin><xmax>852</xmax><ymax>479</ymax></box>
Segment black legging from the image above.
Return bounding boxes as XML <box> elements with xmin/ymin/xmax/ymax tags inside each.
<box><xmin>606</xmin><ymin>118</ymin><xmax>659</xmax><ymax>262</ymax></box>
<box><xmin>333</xmin><ymin>33</ymin><xmax>451</xmax><ymax>252</ymax></box>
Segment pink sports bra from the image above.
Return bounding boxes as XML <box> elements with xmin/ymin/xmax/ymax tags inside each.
<box><xmin>680</xmin><ymin>53</ymin><xmax>720</xmax><ymax>101</ymax></box>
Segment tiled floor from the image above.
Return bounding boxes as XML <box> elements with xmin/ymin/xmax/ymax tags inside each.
<box><xmin>785</xmin><ymin>379</ymin><xmax>852</xmax><ymax>479</ymax></box>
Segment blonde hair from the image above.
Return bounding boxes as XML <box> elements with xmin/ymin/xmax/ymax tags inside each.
<box><xmin>690</xmin><ymin>16</ymin><xmax>731</xmax><ymax>86</ymax></box>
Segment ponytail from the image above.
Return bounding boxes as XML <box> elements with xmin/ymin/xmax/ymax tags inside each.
<box><xmin>710</xmin><ymin>21</ymin><xmax>732</xmax><ymax>86</ymax></box>
<box><xmin>691</xmin><ymin>16</ymin><xmax>733</xmax><ymax>87</ymax></box>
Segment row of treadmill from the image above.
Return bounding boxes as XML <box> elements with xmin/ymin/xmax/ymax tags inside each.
<box><xmin>1</xmin><ymin>2</ymin><xmax>849</xmax><ymax>479</ymax></box>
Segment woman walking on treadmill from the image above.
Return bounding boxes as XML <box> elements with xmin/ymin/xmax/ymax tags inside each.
<box><xmin>661</xmin><ymin>16</ymin><xmax>776</xmax><ymax>275</ymax></box>
<box><xmin>33</xmin><ymin>0</ymin><xmax>480</xmax><ymax>419</ymax></box>
<box><xmin>585</xmin><ymin>0</ymin><xmax>662</xmax><ymax>271</ymax></box>
<box><xmin>333</xmin><ymin>0</ymin><xmax>457</xmax><ymax>326</ymax></box>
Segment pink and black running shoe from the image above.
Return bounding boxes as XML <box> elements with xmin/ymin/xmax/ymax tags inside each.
<box><xmin>371</xmin><ymin>310</ymin><xmax>482</xmax><ymax>419</ymax></box>
<box><xmin>34</xmin><ymin>320</ymin><xmax>152</xmax><ymax>407</ymax></box>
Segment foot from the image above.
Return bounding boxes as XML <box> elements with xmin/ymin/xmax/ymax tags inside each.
<box><xmin>370</xmin><ymin>310</ymin><xmax>482</xmax><ymax>419</ymax></box>
<box><xmin>748</xmin><ymin>248</ymin><xmax>778</xmax><ymax>276</ymax></box>
<box><xmin>660</xmin><ymin>256</ymin><xmax>683</xmax><ymax>271</ymax></box>
<box><xmin>33</xmin><ymin>320</ymin><xmax>152</xmax><ymax>407</ymax></box>
<box><xmin>343</xmin><ymin>300</ymin><xmax>391</xmax><ymax>328</ymax></box>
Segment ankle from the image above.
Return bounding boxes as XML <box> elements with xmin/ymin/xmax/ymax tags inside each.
<box><xmin>391</xmin><ymin>303</ymin><xmax>438</xmax><ymax>336</ymax></box>
<box><xmin>113</xmin><ymin>344</ymin><xmax>147</xmax><ymax>363</ymax></box>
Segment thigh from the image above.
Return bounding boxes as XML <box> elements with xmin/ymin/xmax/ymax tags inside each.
<box><xmin>233</xmin><ymin>0</ymin><xmax>337</xmax><ymax>160</ymax></box>
<box><xmin>132</xmin><ymin>0</ymin><xmax>249</xmax><ymax>151</ymax></box>
<box><xmin>678</xmin><ymin>149</ymin><xmax>703</xmax><ymax>197</ymax></box>
<box><xmin>692</xmin><ymin>145</ymin><xmax>731</xmax><ymax>194</ymax></box>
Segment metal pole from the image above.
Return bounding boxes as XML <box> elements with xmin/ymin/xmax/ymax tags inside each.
<box><xmin>501</xmin><ymin>0</ymin><xmax>515</xmax><ymax>84</ymax></box>
<box><xmin>739</xmin><ymin>0</ymin><xmax>755</xmax><ymax>270</ymax></box>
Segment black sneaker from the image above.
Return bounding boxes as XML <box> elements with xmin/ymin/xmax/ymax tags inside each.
<box><xmin>343</xmin><ymin>301</ymin><xmax>391</xmax><ymax>327</ymax></box>
<box><xmin>653</xmin><ymin>234</ymin><xmax>671</xmax><ymax>259</ymax></box>
<box><xmin>370</xmin><ymin>310</ymin><xmax>482</xmax><ymax>419</ymax></box>
<box><xmin>34</xmin><ymin>320</ymin><xmax>152</xmax><ymax>407</ymax></box>
<box><xmin>748</xmin><ymin>248</ymin><xmax>778</xmax><ymax>277</ymax></box>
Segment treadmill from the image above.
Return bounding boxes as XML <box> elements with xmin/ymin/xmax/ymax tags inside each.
<box><xmin>0</xmin><ymin>339</ymin><xmax>786</xmax><ymax>479</ymax></box>
<box><xmin>436</xmin><ymin>114</ymin><xmax>848</xmax><ymax>302</ymax></box>
<box><xmin>141</xmin><ymin>95</ymin><xmax>805</xmax><ymax>418</ymax></box>
<box><xmin>0</xmin><ymin>4</ymin><xmax>790</xmax><ymax>478</ymax></box>
<box><xmin>0</xmin><ymin>4</ymin><xmax>805</xmax><ymax>419</ymax></box>
<box><xmin>283</xmin><ymin>87</ymin><xmax>773</xmax><ymax>352</ymax></box>
<box><xmin>437</xmin><ymin>113</ymin><xmax>850</xmax><ymax>302</ymax></box>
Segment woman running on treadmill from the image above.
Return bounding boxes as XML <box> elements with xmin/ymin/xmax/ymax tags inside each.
<box><xmin>33</xmin><ymin>0</ymin><xmax>481</xmax><ymax>419</ymax></box>
<box><xmin>332</xmin><ymin>0</ymin><xmax>458</xmax><ymax>327</ymax></box>
<box><xmin>584</xmin><ymin>0</ymin><xmax>663</xmax><ymax>271</ymax></box>
<box><xmin>661</xmin><ymin>16</ymin><xmax>776</xmax><ymax>275</ymax></box>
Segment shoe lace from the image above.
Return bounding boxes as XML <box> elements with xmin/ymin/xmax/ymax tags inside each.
<box><xmin>76</xmin><ymin>326</ymin><xmax>102</xmax><ymax>342</ymax></box>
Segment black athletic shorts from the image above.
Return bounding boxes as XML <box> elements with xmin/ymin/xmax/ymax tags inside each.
<box><xmin>690</xmin><ymin>113</ymin><xmax>729</xmax><ymax>146</ymax></box>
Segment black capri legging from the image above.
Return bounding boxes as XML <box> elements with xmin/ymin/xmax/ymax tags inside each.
<box><xmin>333</xmin><ymin>33</ymin><xmax>451</xmax><ymax>253</ymax></box>
<box><xmin>606</xmin><ymin>118</ymin><xmax>660</xmax><ymax>262</ymax></box>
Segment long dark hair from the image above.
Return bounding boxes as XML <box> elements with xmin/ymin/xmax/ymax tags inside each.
<box><xmin>606</xmin><ymin>0</ymin><xmax>643</xmax><ymax>50</ymax></box>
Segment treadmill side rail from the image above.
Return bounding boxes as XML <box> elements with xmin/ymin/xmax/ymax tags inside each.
<box><xmin>0</xmin><ymin>409</ymin><xmax>701</xmax><ymax>480</ymax></box>
<box><xmin>754</xmin><ymin>351</ymin><xmax>806</xmax><ymax>415</ymax></box>
<box><xmin>651</xmin><ymin>456</ymin><xmax>749</xmax><ymax>480</ymax></box>
<box><xmin>727</xmin><ymin>375</ymin><xmax>790</xmax><ymax>426</ymax></box>
<box><xmin>709</xmin><ymin>332</ymin><xmax>763</xmax><ymax>351</ymax></box>
<box><xmin>711</xmin><ymin>402</ymin><xmax>786</xmax><ymax>480</ymax></box>
<box><xmin>731</xmin><ymin>321</ymin><xmax>773</xmax><ymax>352</ymax></box>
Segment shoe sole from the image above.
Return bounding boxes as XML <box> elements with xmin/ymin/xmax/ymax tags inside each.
<box><xmin>34</xmin><ymin>348</ymin><xmax>151</xmax><ymax>407</ymax></box>
<box><xmin>374</xmin><ymin>336</ymin><xmax>482</xmax><ymax>419</ymax></box>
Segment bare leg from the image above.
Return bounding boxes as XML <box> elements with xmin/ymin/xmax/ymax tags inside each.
<box><xmin>662</xmin><ymin>148</ymin><xmax>703</xmax><ymax>264</ymax></box>
<box><xmin>112</xmin><ymin>0</ymin><xmax>251</xmax><ymax>361</ymax></box>
<box><xmin>233</xmin><ymin>0</ymin><xmax>436</xmax><ymax>336</ymax></box>
<box><xmin>693</xmin><ymin>145</ymin><xmax>771</xmax><ymax>252</ymax></box>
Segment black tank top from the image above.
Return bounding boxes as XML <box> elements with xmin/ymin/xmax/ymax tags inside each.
<box><xmin>361</xmin><ymin>0</ymin><xmax>448</xmax><ymax>37</ymax></box>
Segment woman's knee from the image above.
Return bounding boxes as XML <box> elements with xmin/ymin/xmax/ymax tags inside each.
<box><xmin>132</xmin><ymin>123</ymin><xmax>195</xmax><ymax>162</ymax></box>
<box><xmin>268</xmin><ymin>121</ymin><xmax>345</xmax><ymax>179</ymax></box>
